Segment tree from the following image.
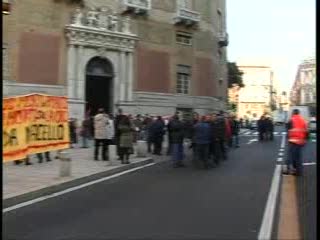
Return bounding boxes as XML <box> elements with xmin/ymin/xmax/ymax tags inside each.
<box><xmin>227</xmin><ymin>62</ymin><xmax>244</xmax><ymax>88</ymax></box>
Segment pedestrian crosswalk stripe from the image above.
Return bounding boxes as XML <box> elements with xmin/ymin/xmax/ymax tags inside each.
<box><xmin>277</xmin><ymin>158</ymin><xmax>283</xmax><ymax>162</ymax></box>
<box><xmin>244</xmin><ymin>132</ymin><xmax>250</xmax><ymax>135</ymax></box>
<box><xmin>303</xmin><ymin>162</ymin><xmax>316</xmax><ymax>166</ymax></box>
<box><xmin>311</xmin><ymin>139</ymin><xmax>316</xmax><ymax>143</ymax></box>
<box><xmin>274</xmin><ymin>132</ymin><xmax>278</xmax><ymax>134</ymax></box>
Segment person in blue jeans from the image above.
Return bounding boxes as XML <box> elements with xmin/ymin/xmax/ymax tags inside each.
<box><xmin>194</xmin><ymin>116</ymin><xmax>212</xmax><ymax>169</ymax></box>
<box><xmin>168</xmin><ymin>114</ymin><xmax>185</xmax><ymax>168</ymax></box>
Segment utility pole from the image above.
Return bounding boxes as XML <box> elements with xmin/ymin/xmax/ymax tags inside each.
<box><xmin>269</xmin><ymin>70</ymin><xmax>274</xmax><ymax>112</ymax></box>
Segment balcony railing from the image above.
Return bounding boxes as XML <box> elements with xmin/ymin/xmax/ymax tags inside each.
<box><xmin>122</xmin><ymin>0</ymin><xmax>151</xmax><ymax>14</ymax></box>
<box><xmin>174</xmin><ymin>8</ymin><xmax>200</xmax><ymax>26</ymax></box>
<box><xmin>218</xmin><ymin>31</ymin><xmax>229</xmax><ymax>47</ymax></box>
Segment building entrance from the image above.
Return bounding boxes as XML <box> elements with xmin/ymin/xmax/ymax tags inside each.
<box><xmin>85</xmin><ymin>57</ymin><xmax>114</xmax><ymax>116</ymax></box>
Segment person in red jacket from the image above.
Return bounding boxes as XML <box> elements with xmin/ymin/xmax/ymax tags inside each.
<box><xmin>283</xmin><ymin>109</ymin><xmax>308</xmax><ymax>176</ymax></box>
<box><xmin>225</xmin><ymin>114</ymin><xmax>232</xmax><ymax>147</ymax></box>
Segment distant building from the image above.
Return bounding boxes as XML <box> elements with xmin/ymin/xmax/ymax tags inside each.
<box><xmin>236</xmin><ymin>64</ymin><xmax>275</xmax><ymax>120</ymax></box>
<box><xmin>3</xmin><ymin>0</ymin><xmax>229</xmax><ymax>120</ymax></box>
<box><xmin>290</xmin><ymin>57</ymin><xmax>316</xmax><ymax>113</ymax></box>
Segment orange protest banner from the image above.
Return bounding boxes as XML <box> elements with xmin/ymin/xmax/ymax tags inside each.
<box><xmin>3</xmin><ymin>94</ymin><xmax>70</xmax><ymax>162</ymax></box>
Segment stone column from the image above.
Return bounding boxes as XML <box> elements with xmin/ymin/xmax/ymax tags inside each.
<box><xmin>67</xmin><ymin>44</ymin><xmax>76</xmax><ymax>99</ymax></box>
<box><xmin>127</xmin><ymin>51</ymin><xmax>133</xmax><ymax>101</ymax></box>
<box><xmin>120</xmin><ymin>51</ymin><xmax>126</xmax><ymax>101</ymax></box>
<box><xmin>76</xmin><ymin>45</ymin><xmax>85</xmax><ymax>99</ymax></box>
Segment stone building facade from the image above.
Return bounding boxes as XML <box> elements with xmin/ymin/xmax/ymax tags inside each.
<box><xmin>290</xmin><ymin>57</ymin><xmax>316</xmax><ymax>114</ymax></box>
<box><xmin>3</xmin><ymin>0</ymin><xmax>228</xmax><ymax>120</ymax></box>
<box><xmin>236</xmin><ymin>64</ymin><xmax>275</xmax><ymax>120</ymax></box>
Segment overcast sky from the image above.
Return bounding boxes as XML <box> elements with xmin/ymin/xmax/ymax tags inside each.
<box><xmin>226</xmin><ymin>0</ymin><xmax>315</xmax><ymax>92</ymax></box>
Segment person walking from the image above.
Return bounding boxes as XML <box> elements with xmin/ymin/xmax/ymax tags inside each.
<box><xmin>151</xmin><ymin>116</ymin><xmax>165</xmax><ymax>155</ymax></box>
<box><xmin>118</xmin><ymin>116</ymin><xmax>134</xmax><ymax>164</ymax></box>
<box><xmin>69</xmin><ymin>118</ymin><xmax>78</xmax><ymax>148</ymax></box>
<box><xmin>258</xmin><ymin>115</ymin><xmax>266</xmax><ymax>141</ymax></box>
<box><xmin>282</xmin><ymin>109</ymin><xmax>308</xmax><ymax>176</ymax></box>
<box><xmin>225</xmin><ymin>114</ymin><xmax>233</xmax><ymax>148</ymax></box>
<box><xmin>215</xmin><ymin>111</ymin><xmax>228</xmax><ymax>160</ymax></box>
<box><xmin>115</xmin><ymin>109</ymin><xmax>126</xmax><ymax>159</ymax></box>
<box><xmin>105</xmin><ymin>114</ymin><xmax>115</xmax><ymax>160</ymax></box>
<box><xmin>230</xmin><ymin>115</ymin><xmax>240</xmax><ymax>148</ymax></box>
<box><xmin>209</xmin><ymin>113</ymin><xmax>220</xmax><ymax>167</ymax></box>
<box><xmin>80</xmin><ymin>116</ymin><xmax>92</xmax><ymax>148</ymax></box>
<box><xmin>265</xmin><ymin>116</ymin><xmax>274</xmax><ymax>141</ymax></box>
<box><xmin>193</xmin><ymin>116</ymin><xmax>212</xmax><ymax>169</ymax></box>
<box><xmin>143</xmin><ymin>115</ymin><xmax>154</xmax><ymax>153</ymax></box>
<box><xmin>166</xmin><ymin>116</ymin><xmax>174</xmax><ymax>156</ymax></box>
<box><xmin>169</xmin><ymin>115</ymin><xmax>185</xmax><ymax>168</ymax></box>
<box><xmin>93</xmin><ymin>108</ymin><xmax>108</xmax><ymax>161</ymax></box>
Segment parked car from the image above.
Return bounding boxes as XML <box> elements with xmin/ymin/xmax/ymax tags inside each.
<box><xmin>309</xmin><ymin>117</ymin><xmax>317</xmax><ymax>133</ymax></box>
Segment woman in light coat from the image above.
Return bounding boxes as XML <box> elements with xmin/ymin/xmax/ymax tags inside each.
<box><xmin>94</xmin><ymin>108</ymin><xmax>108</xmax><ymax>160</ymax></box>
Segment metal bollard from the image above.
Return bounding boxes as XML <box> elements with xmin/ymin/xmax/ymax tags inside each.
<box><xmin>59</xmin><ymin>151</ymin><xmax>71</xmax><ymax>177</ymax></box>
<box><xmin>108</xmin><ymin>144</ymin><xmax>117</xmax><ymax>165</ymax></box>
<box><xmin>136</xmin><ymin>140</ymin><xmax>147</xmax><ymax>157</ymax></box>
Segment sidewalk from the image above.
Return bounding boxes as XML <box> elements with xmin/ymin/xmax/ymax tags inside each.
<box><xmin>3</xmin><ymin>146</ymin><xmax>154</xmax><ymax>208</ymax></box>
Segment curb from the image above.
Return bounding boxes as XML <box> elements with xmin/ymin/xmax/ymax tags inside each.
<box><xmin>3</xmin><ymin>158</ymin><xmax>154</xmax><ymax>209</ymax></box>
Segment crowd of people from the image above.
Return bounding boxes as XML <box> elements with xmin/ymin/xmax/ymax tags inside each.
<box><xmin>257</xmin><ymin>115</ymin><xmax>274</xmax><ymax>141</ymax></box>
<box><xmin>68</xmin><ymin>109</ymin><xmax>241</xmax><ymax>169</ymax></box>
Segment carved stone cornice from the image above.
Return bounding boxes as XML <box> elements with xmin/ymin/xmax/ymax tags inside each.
<box><xmin>65</xmin><ymin>8</ymin><xmax>138</xmax><ymax>51</ymax></box>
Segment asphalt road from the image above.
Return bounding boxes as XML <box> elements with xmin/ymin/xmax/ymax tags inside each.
<box><xmin>3</xmin><ymin>127</ymin><xmax>315</xmax><ymax>240</ymax></box>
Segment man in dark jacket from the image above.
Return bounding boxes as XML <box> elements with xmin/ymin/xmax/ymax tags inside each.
<box><xmin>214</xmin><ymin>111</ymin><xmax>228</xmax><ymax>160</ymax></box>
<box><xmin>169</xmin><ymin>115</ymin><xmax>185</xmax><ymax>168</ymax></box>
<box><xmin>258</xmin><ymin>115</ymin><xmax>266</xmax><ymax>141</ymax></box>
<box><xmin>114</xmin><ymin>109</ymin><xmax>126</xmax><ymax>159</ymax></box>
<box><xmin>194</xmin><ymin>116</ymin><xmax>212</xmax><ymax>169</ymax></box>
<box><xmin>144</xmin><ymin>116</ymin><xmax>154</xmax><ymax>153</ymax></box>
<box><xmin>230</xmin><ymin>115</ymin><xmax>240</xmax><ymax>148</ymax></box>
<box><xmin>265</xmin><ymin>116</ymin><xmax>274</xmax><ymax>141</ymax></box>
<box><xmin>150</xmin><ymin>116</ymin><xmax>165</xmax><ymax>155</ymax></box>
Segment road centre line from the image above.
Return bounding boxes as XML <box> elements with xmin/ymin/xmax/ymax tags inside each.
<box><xmin>258</xmin><ymin>164</ymin><xmax>282</xmax><ymax>240</ymax></box>
<box><xmin>3</xmin><ymin>162</ymin><xmax>156</xmax><ymax>213</ymax></box>
<box><xmin>277</xmin><ymin>158</ymin><xmax>283</xmax><ymax>162</ymax></box>
<box><xmin>278</xmin><ymin>152</ymin><xmax>284</xmax><ymax>156</ymax></box>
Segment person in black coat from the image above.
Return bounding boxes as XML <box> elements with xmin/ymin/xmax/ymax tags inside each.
<box><xmin>114</xmin><ymin>109</ymin><xmax>126</xmax><ymax>159</ymax></box>
<box><xmin>150</xmin><ymin>116</ymin><xmax>165</xmax><ymax>155</ymax></box>
<box><xmin>258</xmin><ymin>115</ymin><xmax>266</xmax><ymax>141</ymax></box>
<box><xmin>265</xmin><ymin>116</ymin><xmax>274</xmax><ymax>140</ymax></box>
<box><xmin>169</xmin><ymin>115</ymin><xmax>185</xmax><ymax>168</ymax></box>
<box><xmin>230</xmin><ymin>115</ymin><xmax>240</xmax><ymax>147</ymax></box>
<box><xmin>214</xmin><ymin>111</ymin><xmax>228</xmax><ymax>160</ymax></box>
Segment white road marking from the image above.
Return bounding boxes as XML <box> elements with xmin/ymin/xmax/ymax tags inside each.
<box><xmin>253</xmin><ymin>132</ymin><xmax>258</xmax><ymax>135</ymax></box>
<box><xmin>277</xmin><ymin>158</ymin><xmax>283</xmax><ymax>162</ymax></box>
<box><xmin>258</xmin><ymin>164</ymin><xmax>282</xmax><ymax>240</ymax></box>
<box><xmin>244</xmin><ymin>132</ymin><xmax>251</xmax><ymax>135</ymax></box>
<box><xmin>311</xmin><ymin>139</ymin><xmax>316</xmax><ymax>143</ymax></box>
<box><xmin>280</xmin><ymin>135</ymin><xmax>286</xmax><ymax>149</ymax></box>
<box><xmin>247</xmin><ymin>139</ymin><xmax>258</xmax><ymax>144</ymax></box>
<box><xmin>281</xmin><ymin>132</ymin><xmax>287</xmax><ymax>135</ymax></box>
<box><xmin>279</xmin><ymin>149</ymin><xmax>284</xmax><ymax>152</ymax></box>
<box><xmin>3</xmin><ymin>162</ymin><xmax>156</xmax><ymax>213</ymax></box>
<box><xmin>274</xmin><ymin>132</ymin><xmax>278</xmax><ymax>135</ymax></box>
<box><xmin>278</xmin><ymin>152</ymin><xmax>284</xmax><ymax>157</ymax></box>
<box><xmin>303</xmin><ymin>162</ymin><xmax>317</xmax><ymax>166</ymax></box>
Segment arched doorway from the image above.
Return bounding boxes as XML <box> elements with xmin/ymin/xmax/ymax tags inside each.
<box><xmin>85</xmin><ymin>56</ymin><xmax>114</xmax><ymax>116</ymax></box>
